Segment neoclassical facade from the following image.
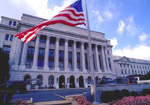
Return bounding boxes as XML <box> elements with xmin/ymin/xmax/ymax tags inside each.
<box><xmin>113</xmin><ymin>56</ymin><xmax>150</xmax><ymax>77</ymax></box>
<box><xmin>0</xmin><ymin>14</ymin><xmax>116</xmax><ymax>88</ymax></box>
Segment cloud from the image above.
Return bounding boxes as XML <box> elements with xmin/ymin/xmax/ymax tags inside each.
<box><xmin>117</xmin><ymin>15</ymin><xmax>141</xmax><ymax>36</ymax></box>
<box><xmin>92</xmin><ymin>10</ymin><xmax>104</xmax><ymax>23</ymax></box>
<box><xmin>117</xmin><ymin>20</ymin><xmax>125</xmax><ymax>35</ymax></box>
<box><xmin>104</xmin><ymin>10</ymin><xmax>113</xmax><ymax>20</ymax></box>
<box><xmin>113</xmin><ymin>44</ymin><xmax>150</xmax><ymax>60</ymax></box>
<box><xmin>126</xmin><ymin>15</ymin><xmax>140</xmax><ymax>36</ymax></box>
<box><xmin>110</xmin><ymin>38</ymin><xmax>118</xmax><ymax>48</ymax></box>
<box><xmin>139</xmin><ymin>33</ymin><xmax>148</xmax><ymax>42</ymax></box>
<box><xmin>0</xmin><ymin>0</ymin><xmax>76</xmax><ymax>21</ymax></box>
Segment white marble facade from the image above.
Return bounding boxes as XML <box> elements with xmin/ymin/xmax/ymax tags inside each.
<box><xmin>1</xmin><ymin>14</ymin><xmax>150</xmax><ymax>89</ymax></box>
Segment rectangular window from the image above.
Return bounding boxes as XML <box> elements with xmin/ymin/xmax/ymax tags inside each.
<box><xmin>85</xmin><ymin>53</ymin><xmax>88</xmax><ymax>69</ymax></box>
<box><xmin>38</xmin><ymin>48</ymin><xmax>45</xmax><ymax>67</ymax></box>
<box><xmin>68</xmin><ymin>52</ymin><xmax>72</xmax><ymax>69</ymax></box>
<box><xmin>50</xmin><ymin>37</ymin><xmax>55</xmax><ymax>44</ymax></box>
<box><xmin>59</xmin><ymin>39</ymin><xmax>64</xmax><ymax>46</ymax></box>
<box><xmin>3</xmin><ymin>45</ymin><xmax>11</xmax><ymax>54</ymax></box>
<box><xmin>10</xmin><ymin>35</ymin><xmax>13</xmax><ymax>41</ymax></box>
<box><xmin>93</xmin><ymin>54</ymin><xmax>96</xmax><ymax>70</ymax></box>
<box><xmin>59</xmin><ymin>50</ymin><xmax>64</xmax><ymax>68</ymax></box>
<box><xmin>5</xmin><ymin>34</ymin><xmax>9</xmax><ymax>40</ymax></box>
<box><xmin>26</xmin><ymin>47</ymin><xmax>34</xmax><ymax>67</ymax></box>
<box><xmin>99</xmin><ymin>55</ymin><xmax>102</xmax><ymax>70</ymax></box>
<box><xmin>77</xmin><ymin>53</ymin><xmax>80</xmax><ymax>69</ymax></box>
<box><xmin>40</xmin><ymin>35</ymin><xmax>46</xmax><ymax>43</ymax></box>
<box><xmin>76</xmin><ymin>43</ymin><xmax>80</xmax><ymax>48</ymax></box>
<box><xmin>108</xmin><ymin>58</ymin><xmax>112</xmax><ymax>70</ymax></box>
<box><xmin>49</xmin><ymin>49</ymin><xmax>54</xmax><ymax>68</ymax></box>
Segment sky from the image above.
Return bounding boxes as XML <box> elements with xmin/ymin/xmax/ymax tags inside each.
<box><xmin>0</xmin><ymin>0</ymin><xmax>150</xmax><ymax>60</ymax></box>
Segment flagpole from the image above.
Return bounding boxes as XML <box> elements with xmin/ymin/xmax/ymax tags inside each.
<box><xmin>84</xmin><ymin>0</ymin><xmax>98</xmax><ymax>103</ymax></box>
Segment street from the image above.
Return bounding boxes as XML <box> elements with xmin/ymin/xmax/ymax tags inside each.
<box><xmin>11</xmin><ymin>88</ymin><xmax>90</xmax><ymax>102</ymax></box>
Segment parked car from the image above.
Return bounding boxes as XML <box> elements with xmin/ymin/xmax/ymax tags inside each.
<box><xmin>113</xmin><ymin>77</ymin><xmax>129</xmax><ymax>84</ymax></box>
<box><xmin>8</xmin><ymin>81</ymin><xmax>27</xmax><ymax>94</ymax></box>
<box><xmin>127</xmin><ymin>77</ymin><xmax>137</xmax><ymax>84</ymax></box>
<box><xmin>100</xmin><ymin>78</ymin><xmax>113</xmax><ymax>84</ymax></box>
<box><xmin>134</xmin><ymin>77</ymin><xmax>150</xmax><ymax>84</ymax></box>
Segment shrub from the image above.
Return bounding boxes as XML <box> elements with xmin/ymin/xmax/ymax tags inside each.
<box><xmin>108</xmin><ymin>95</ymin><xmax>150</xmax><ymax>105</ymax></box>
<box><xmin>120</xmin><ymin>89</ymin><xmax>130</xmax><ymax>98</ymax></box>
<box><xmin>130</xmin><ymin>91</ymin><xmax>139</xmax><ymax>97</ymax></box>
<box><xmin>73</xmin><ymin>96</ymin><xmax>91</xmax><ymax>105</ymax></box>
<box><xmin>142</xmin><ymin>89</ymin><xmax>150</xmax><ymax>96</ymax></box>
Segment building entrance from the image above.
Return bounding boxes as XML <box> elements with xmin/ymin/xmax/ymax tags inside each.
<box><xmin>79</xmin><ymin>76</ymin><xmax>84</xmax><ymax>87</ymax></box>
<box><xmin>69</xmin><ymin>75</ymin><xmax>75</xmax><ymax>88</ymax></box>
<box><xmin>59</xmin><ymin>75</ymin><xmax>65</xmax><ymax>88</ymax></box>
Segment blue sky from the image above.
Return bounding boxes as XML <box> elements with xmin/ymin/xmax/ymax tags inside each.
<box><xmin>0</xmin><ymin>0</ymin><xmax>150</xmax><ymax>60</ymax></box>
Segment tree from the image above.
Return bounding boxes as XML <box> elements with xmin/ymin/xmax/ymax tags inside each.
<box><xmin>0</xmin><ymin>48</ymin><xmax>10</xmax><ymax>105</ymax></box>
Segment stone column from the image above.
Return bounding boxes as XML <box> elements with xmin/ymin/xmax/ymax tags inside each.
<box><xmin>73</xmin><ymin>41</ymin><xmax>77</xmax><ymax>72</ymax></box>
<box><xmin>64</xmin><ymin>39</ymin><xmax>69</xmax><ymax>72</ymax></box>
<box><xmin>54</xmin><ymin>37</ymin><xmax>60</xmax><ymax>71</ymax></box>
<box><xmin>11</xmin><ymin>39</ymin><xmax>23</xmax><ymax>70</ymax></box>
<box><xmin>32</xmin><ymin>35</ymin><xmax>40</xmax><ymax>70</ymax></box>
<box><xmin>105</xmin><ymin>47</ymin><xmax>110</xmax><ymax>72</ymax></box>
<box><xmin>95</xmin><ymin>45</ymin><xmax>101</xmax><ymax>73</ymax></box>
<box><xmin>81</xmin><ymin>42</ymin><xmax>86</xmax><ymax>72</ymax></box>
<box><xmin>101</xmin><ymin>46</ymin><xmax>107</xmax><ymax>72</ymax></box>
<box><xmin>109</xmin><ymin>49</ymin><xmax>115</xmax><ymax>74</ymax></box>
<box><xmin>19</xmin><ymin>43</ymin><xmax>28</xmax><ymax>70</ymax></box>
<box><xmin>43</xmin><ymin>36</ymin><xmax>50</xmax><ymax>70</ymax></box>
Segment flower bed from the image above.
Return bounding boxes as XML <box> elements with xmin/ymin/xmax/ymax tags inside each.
<box><xmin>108</xmin><ymin>95</ymin><xmax>150</xmax><ymax>105</ymax></box>
<box><xmin>73</xmin><ymin>96</ymin><xmax>91</xmax><ymax>105</ymax></box>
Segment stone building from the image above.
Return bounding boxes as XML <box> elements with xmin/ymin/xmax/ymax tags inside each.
<box><xmin>113</xmin><ymin>56</ymin><xmax>150</xmax><ymax>77</ymax></box>
<box><xmin>0</xmin><ymin>14</ymin><xmax>116</xmax><ymax>88</ymax></box>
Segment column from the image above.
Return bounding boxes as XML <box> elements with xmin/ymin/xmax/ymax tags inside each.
<box><xmin>109</xmin><ymin>49</ymin><xmax>115</xmax><ymax>74</ymax></box>
<box><xmin>32</xmin><ymin>35</ymin><xmax>40</xmax><ymax>70</ymax></box>
<box><xmin>95</xmin><ymin>45</ymin><xmax>101</xmax><ymax>72</ymax></box>
<box><xmin>64</xmin><ymin>39</ymin><xmax>69</xmax><ymax>72</ymax></box>
<box><xmin>43</xmin><ymin>36</ymin><xmax>50</xmax><ymax>70</ymax></box>
<box><xmin>81</xmin><ymin>42</ymin><xmax>86</xmax><ymax>72</ymax></box>
<box><xmin>105</xmin><ymin>47</ymin><xmax>110</xmax><ymax>72</ymax></box>
<box><xmin>73</xmin><ymin>41</ymin><xmax>77</xmax><ymax>71</ymax></box>
<box><xmin>101</xmin><ymin>46</ymin><xmax>107</xmax><ymax>72</ymax></box>
<box><xmin>19</xmin><ymin>43</ymin><xmax>28</xmax><ymax>70</ymax></box>
<box><xmin>54</xmin><ymin>37</ymin><xmax>60</xmax><ymax>71</ymax></box>
<box><xmin>11</xmin><ymin>39</ymin><xmax>23</xmax><ymax>70</ymax></box>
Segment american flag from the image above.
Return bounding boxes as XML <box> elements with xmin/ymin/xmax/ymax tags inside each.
<box><xmin>14</xmin><ymin>0</ymin><xmax>86</xmax><ymax>43</ymax></box>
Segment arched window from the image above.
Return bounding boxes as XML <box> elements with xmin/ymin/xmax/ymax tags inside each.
<box><xmin>87</xmin><ymin>76</ymin><xmax>91</xmax><ymax>84</ymax></box>
<box><xmin>13</xmin><ymin>21</ymin><xmax>16</xmax><ymax>26</ymax></box>
<box><xmin>95</xmin><ymin>77</ymin><xmax>99</xmax><ymax>84</ymax></box>
<box><xmin>49</xmin><ymin>75</ymin><xmax>54</xmax><ymax>85</ymax></box>
<box><xmin>9</xmin><ymin>21</ymin><xmax>12</xmax><ymax>25</ymax></box>
<box><xmin>37</xmin><ymin>75</ymin><xmax>43</xmax><ymax>86</ymax></box>
<box><xmin>24</xmin><ymin>75</ymin><xmax>31</xmax><ymax>84</ymax></box>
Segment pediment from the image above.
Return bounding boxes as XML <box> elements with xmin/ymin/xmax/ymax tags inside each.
<box><xmin>119</xmin><ymin>56</ymin><xmax>131</xmax><ymax>62</ymax></box>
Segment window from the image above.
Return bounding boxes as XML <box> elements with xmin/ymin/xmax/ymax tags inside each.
<box><xmin>37</xmin><ymin>75</ymin><xmax>43</xmax><ymax>86</ymax></box>
<box><xmin>59</xmin><ymin>39</ymin><xmax>64</xmax><ymax>46</ymax></box>
<box><xmin>9</xmin><ymin>21</ymin><xmax>12</xmax><ymax>25</ymax></box>
<box><xmin>87</xmin><ymin>77</ymin><xmax>91</xmax><ymax>84</ymax></box>
<box><xmin>85</xmin><ymin>53</ymin><xmax>88</xmax><ymax>70</ymax></box>
<box><xmin>98</xmin><ymin>46</ymin><xmax>101</xmax><ymax>52</ymax></box>
<box><xmin>125</xmin><ymin>70</ymin><xmax>127</xmax><ymax>74</ymax></box>
<box><xmin>76</xmin><ymin>42</ymin><xmax>80</xmax><ymax>48</ymax></box>
<box><xmin>10</xmin><ymin>35</ymin><xmax>13</xmax><ymax>41</ymax></box>
<box><xmin>5</xmin><ymin>34</ymin><xmax>13</xmax><ymax>41</ymax></box>
<box><xmin>128</xmin><ymin>70</ymin><xmax>130</xmax><ymax>74</ymax></box>
<box><xmin>40</xmin><ymin>35</ymin><xmax>46</xmax><ymax>43</ymax></box>
<box><xmin>121</xmin><ymin>70</ymin><xmax>123</xmax><ymax>74</ymax></box>
<box><xmin>92</xmin><ymin>44</ymin><xmax>95</xmax><ymax>51</ymax></box>
<box><xmin>120</xmin><ymin>64</ymin><xmax>122</xmax><ymax>67</ymax></box>
<box><xmin>68</xmin><ymin>41</ymin><xmax>73</xmax><ymax>47</ymax></box>
<box><xmin>3</xmin><ymin>45</ymin><xmax>11</xmax><ymax>54</ymax></box>
<box><xmin>49</xmin><ymin>49</ymin><xmax>54</xmax><ymax>68</ymax></box>
<box><xmin>131</xmin><ymin>65</ymin><xmax>132</xmax><ymax>68</ymax></box>
<box><xmin>26</xmin><ymin>47</ymin><xmax>34</xmax><ymax>67</ymax></box>
<box><xmin>107</xmin><ymin>50</ymin><xmax>109</xmax><ymax>55</ymax></box>
<box><xmin>132</xmin><ymin>70</ymin><xmax>134</xmax><ymax>74</ymax></box>
<box><xmin>5</xmin><ymin>34</ymin><xmax>9</xmax><ymax>40</ymax></box>
<box><xmin>99</xmin><ymin>55</ymin><xmax>102</xmax><ymax>70</ymax></box>
<box><xmin>77</xmin><ymin>53</ymin><xmax>80</xmax><ymax>69</ymax></box>
<box><xmin>108</xmin><ymin>58</ymin><xmax>112</xmax><ymax>70</ymax></box>
<box><xmin>93</xmin><ymin>54</ymin><xmax>96</xmax><ymax>70</ymax></box>
<box><xmin>50</xmin><ymin>37</ymin><xmax>55</xmax><ymax>44</ymax></box>
<box><xmin>49</xmin><ymin>75</ymin><xmax>54</xmax><ymax>85</ymax></box>
<box><xmin>68</xmin><ymin>52</ymin><xmax>72</xmax><ymax>69</ymax></box>
<box><xmin>13</xmin><ymin>21</ymin><xmax>16</xmax><ymax>26</ymax></box>
<box><xmin>59</xmin><ymin>50</ymin><xmax>64</xmax><ymax>68</ymax></box>
<box><xmin>84</xmin><ymin>43</ymin><xmax>88</xmax><ymax>50</ymax></box>
<box><xmin>137</xmin><ymin>66</ymin><xmax>138</xmax><ymax>69</ymax></box>
<box><xmin>38</xmin><ymin>48</ymin><xmax>45</xmax><ymax>67</ymax></box>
